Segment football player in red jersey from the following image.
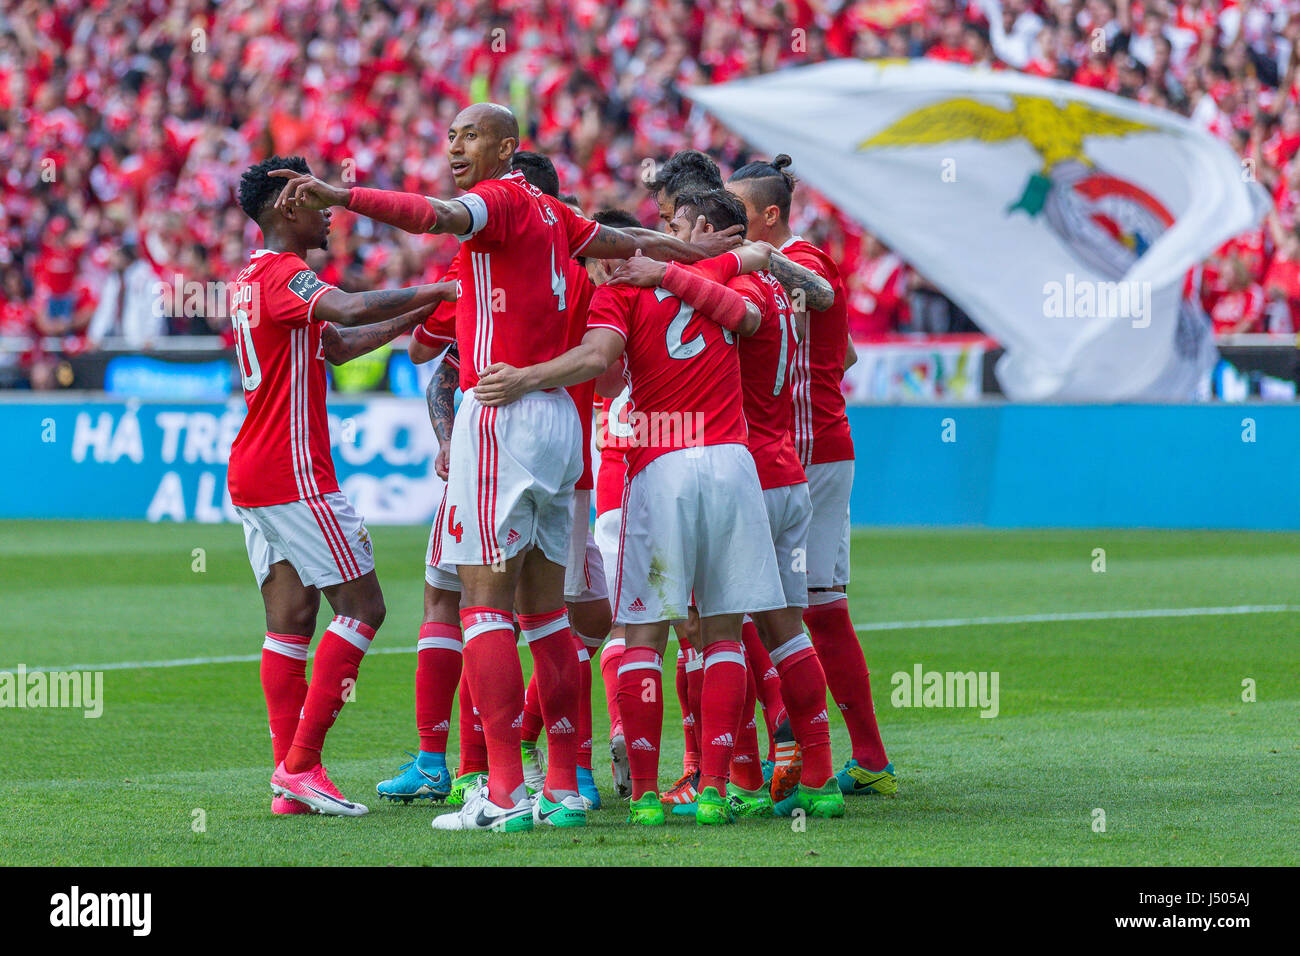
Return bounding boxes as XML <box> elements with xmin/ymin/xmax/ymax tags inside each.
<box><xmin>475</xmin><ymin>235</ymin><xmax>790</xmax><ymax>826</ymax></box>
<box><xmin>728</xmin><ymin>155</ymin><xmax>898</xmax><ymax>797</ymax></box>
<box><xmin>271</xmin><ymin>104</ymin><xmax>741</xmax><ymax>832</ymax></box>
<box><xmin>667</xmin><ymin>190</ymin><xmax>844</xmax><ymax>819</ymax></box>
<box><xmin>229</xmin><ymin>156</ymin><xmax>455</xmax><ymax>817</ymax></box>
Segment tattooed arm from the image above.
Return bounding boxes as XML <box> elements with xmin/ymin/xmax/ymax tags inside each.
<box><xmin>320</xmin><ymin>302</ymin><xmax>435</xmax><ymax>365</ymax></box>
<box><xmin>426</xmin><ymin>343</ymin><xmax>460</xmax><ymax>479</ymax></box>
<box><xmin>314</xmin><ymin>281</ymin><xmax>456</xmax><ymax>328</ymax></box>
<box><xmin>579</xmin><ymin>222</ymin><xmax>743</xmax><ymax>263</ymax></box>
<box><xmin>767</xmin><ymin>252</ymin><xmax>834</xmax><ymax>313</ymax></box>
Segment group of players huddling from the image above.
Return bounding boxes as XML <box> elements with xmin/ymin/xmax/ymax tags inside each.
<box><xmin>228</xmin><ymin>100</ymin><xmax>895</xmax><ymax>831</ymax></box>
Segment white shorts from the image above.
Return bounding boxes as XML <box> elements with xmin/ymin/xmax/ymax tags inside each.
<box><xmin>614</xmin><ymin>444</ymin><xmax>785</xmax><ymax>623</ymax></box>
<box><xmin>237</xmin><ymin>491</ymin><xmax>375</xmax><ymax>590</ymax></box>
<box><xmin>594</xmin><ymin>506</ymin><xmax>622</xmax><ymax>612</ymax></box>
<box><xmin>564</xmin><ymin>489</ymin><xmax>608</xmax><ymax>603</ymax></box>
<box><xmin>763</xmin><ymin>482</ymin><xmax>812</xmax><ymax>608</ymax></box>
<box><xmin>440</xmin><ymin>390</ymin><xmax>583</xmax><ymax>568</ymax></box>
<box><xmin>424</xmin><ymin>488</ymin><xmax>462</xmax><ymax>592</ymax></box>
<box><xmin>805</xmin><ymin>459</ymin><xmax>853</xmax><ymax>589</ymax></box>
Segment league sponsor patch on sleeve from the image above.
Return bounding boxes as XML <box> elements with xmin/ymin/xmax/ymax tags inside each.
<box><xmin>287</xmin><ymin>270</ymin><xmax>327</xmax><ymax>302</ymax></box>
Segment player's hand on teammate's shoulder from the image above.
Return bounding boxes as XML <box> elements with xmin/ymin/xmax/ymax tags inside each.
<box><xmin>474</xmin><ymin>362</ymin><xmax>533</xmax><ymax>406</ymax></box>
<box><xmin>268</xmin><ymin>169</ymin><xmax>350</xmax><ymax>212</ymax></box>
<box><xmin>607</xmin><ymin>251</ymin><xmax>667</xmax><ymax>288</ymax></box>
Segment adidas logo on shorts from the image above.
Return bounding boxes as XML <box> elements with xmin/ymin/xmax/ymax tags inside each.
<box><xmin>628</xmin><ymin>598</ymin><xmax>646</xmax><ymax>612</ymax></box>
<box><xmin>630</xmin><ymin>736</ymin><xmax>656</xmax><ymax>752</ymax></box>
<box><xmin>711</xmin><ymin>733</ymin><xmax>735</xmax><ymax>747</ymax></box>
<box><xmin>506</xmin><ymin>528</ymin><xmax>520</xmax><ymax>545</ymax></box>
<box><xmin>549</xmin><ymin>717</ymin><xmax>575</xmax><ymax>734</ymax></box>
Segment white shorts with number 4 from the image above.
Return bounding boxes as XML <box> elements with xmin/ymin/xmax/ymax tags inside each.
<box><xmin>238</xmin><ymin>491</ymin><xmax>375</xmax><ymax>590</ymax></box>
<box><xmin>614</xmin><ymin>444</ymin><xmax>785</xmax><ymax>623</ymax></box>
<box><xmin>439</xmin><ymin>390</ymin><xmax>583</xmax><ymax>568</ymax></box>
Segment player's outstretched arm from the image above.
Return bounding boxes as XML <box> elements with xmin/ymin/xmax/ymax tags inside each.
<box><xmin>474</xmin><ymin>329</ymin><xmax>626</xmax><ymax>406</ymax></box>
<box><xmin>268</xmin><ymin>170</ymin><xmax>474</xmax><ymax>237</ymax></box>
<box><xmin>767</xmin><ymin>251</ymin><xmax>834</xmax><ymax>312</ymax></box>
<box><xmin>581</xmin><ymin>220</ymin><xmax>743</xmax><ymax>264</ymax></box>
<box><xmin>314</xmin><ymin>281</ymin><xmax>456</xmax><ymax>328</ymax></box>
<box><xmin>320</xmin><ymin>301</ymin><xmax>437</xmax><ymax>365</ymax></box>
<box><xmin>608</xmin><ymin>253</ymin><xmax>761</xmax><ymax>337</ymax></box>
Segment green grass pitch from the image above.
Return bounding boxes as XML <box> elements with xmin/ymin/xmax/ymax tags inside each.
<box><xmin>1</xmin><ymin>520</ymin><xmax>1296</xmax><ymax>866</ymax></box>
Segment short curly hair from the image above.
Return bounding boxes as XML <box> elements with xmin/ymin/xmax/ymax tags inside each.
<box><xmin>238</xmin><ymin>155</ymin><xmax>310</xmax><ymax>223</ymax></box>
<box><xmin>645</xmin><ymin>149</ymin><xmax>723</xmax><ymax>200</ymax></box>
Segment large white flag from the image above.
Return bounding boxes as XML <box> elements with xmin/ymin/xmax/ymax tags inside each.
<box><xmin>687</xmin><ymin>60</ymin><xmax>1270</xmax><ymax>400</ymax></box>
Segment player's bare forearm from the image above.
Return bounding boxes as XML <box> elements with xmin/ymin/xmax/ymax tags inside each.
<box><xmin>317</xmin><ymin>281</ymin><xmax>454</xmax><ymax>328</ymax></box>
<box><xmin>844</xmin><ymin>332</ymin><xmax>858</xmax><ymax>373</ymax></box>
<box><xmin>768</xmin><ymin>253</ymin><xmax>834</xmax><ymax>312</ymax></box>
<box><xmin>474</xmin><ymin>330</ymin><xmax>624</xmax><ymax>406</ymax></box>
<box><xmin>583</xmin><ymin>224</ymin><xmax>742</xmax><ymax>263</ymax></box>
<box><xmin>322</xmin><ymin>304</ymin><xmax>431</xmax><ymax>365</ymax></box>
<box><xmin>427</xmin><ymin>345</ymin><xmax>459</xmax><ymax>443</ymax></box>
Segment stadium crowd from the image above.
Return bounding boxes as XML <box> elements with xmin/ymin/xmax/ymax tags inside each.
<box><xmin>4</xmin><ymin>0</ymin><xmax>1300</xmax><ymax>389</ymax></box>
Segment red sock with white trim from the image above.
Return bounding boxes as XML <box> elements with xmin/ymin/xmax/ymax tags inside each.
<box><xmin>456</xmin><ymin>671</ymin><xmax>488</xmax><ymax>776</ymax></box>
<box><xmin>771</xmin><ymin>632</ymin><xmax>833</xmax><ymax>787</ymax></box>
<box><xmin>285</xmin><ymin>616</ymin><xmax>374</xmax><ymax>773</ymax></box>
<box><xmin>573</xmin><ymin>632</ymin><xmax>594</xmax><ymax>771</ymax></box>
<box><xmin>699</xmin><ymin>640</ymin><xmax>746</xmax><ymax>795</ymax></box>
<box><xmin>520</xmin><ymin>674</ymin><xmax>544</xmax><ymax>745</ymax></box>
<box><xmin>460</xmin><ymin>606</ymin><xmax>526</xmax><ymax>806</ymax></box>
<box><xmin>675</xmin><ymin>649</ymin><xmax>698</xmax><ymax>770</ymax></box>
<box><xmin>599</xmin><ymin>637</ymin><xmax>625</xmax><ymax>730</ymax></box>
<box><xmin>730</xmin><ymin>653</ymin><xmax>764</xmax><ymax>790</ymax></box>
<box><xmin>416</xmin><ymin>622</ymin><xmax>462</xmax><ymax>754</ymax></box>
<box><xmin>519</xmin><ymin>608</ymin><xmax>580</xmax><ymax>797</ymax></box>
<box><xmin>261</xmin><ymin>631</ymin><xmax>310</xmax><ymax>768</ymax></box>
<box><xmin>804</xmin><ymin>595</ymin><xmax>889</xmax><ymax>769</ymax></box>
<box><xmin>616</xmin><ymin>647</ymin><xmax>663</xmax><ymax>799</ymax></box>
<box><xmin>742</xmin><ymin>617</ymin><xmax>786</xmax><ymax>759</ymax></box>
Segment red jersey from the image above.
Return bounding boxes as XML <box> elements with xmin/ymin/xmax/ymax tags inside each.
<box><xmin>1209</xmin><ymin>284</ymin><xmax>1266</xmax><ymax>335</ymax></box>
<box><xmin>453</xmin><ymin>170</ymin><xmax>599</xmax><ymax>391</ymax></box>
<box><xmin>732</xmin><ymin>270</ymin><xmax>804</xmax><ymax>490</ymax></box>
<box><xmin>412</xmin><ymin>258</ymin><xmax>458</xmax><ymax>349</ymax></box>
<box><xmin>564</xmin><ymin>261</ymin><xmax>598</xmax><ymax>491</ymax></box>
<box><xmin>227</xmin><ymin>250</ymin><xmax>340</xmax><ymax>508</ymax></box>
<box><xmin>781</xmin><ymin>236</ymin><xmax>855</xmax><ymax>466</ymax></box>
<box><xmin>585</xmin><ymin>253</ymin><xmax>749</xmax><ymax>478</ymax></box>
<box><xmin>595</xmin><ymin>387</ymin><xmax>632</xmax><ymax>517</ymax></box>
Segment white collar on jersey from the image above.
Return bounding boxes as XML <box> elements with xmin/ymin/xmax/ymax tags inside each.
<box><xmin>250</xmin><ymin>248</ymin><xmax>277</xmax><ymax>259</ymax></box>
<box><xmin>778</xmin><ymin>235</ymin><xmax>804</xmax><ymax>252</ymax></box>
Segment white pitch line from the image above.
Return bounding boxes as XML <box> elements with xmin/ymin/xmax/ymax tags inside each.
<box><xmin>6</xmin><ymin>604</ymin><xmax>1297</xmax><ymax>675</ymax></box>
<box><xmin>854</xmin><ymin>604</ymin><xmax>1300</xmax><ymax>632</ymax></box>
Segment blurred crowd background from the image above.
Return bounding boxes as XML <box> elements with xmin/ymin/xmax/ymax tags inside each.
<box><xmin>4</xmin><ymin>0</ymin><xmax>1300</xmax><ymax>389</ymax></box>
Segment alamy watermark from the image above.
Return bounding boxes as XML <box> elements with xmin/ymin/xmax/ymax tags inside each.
<box><xmin>1043</xmin><ymin>274</ymin><xmax>1152</xmax><ymax>329</ymax></box>
<box><xmin>0</xmin><ymin>665</ymin><xmax>103</xmax><ymax>718</ymax></box>
<box><xmin>891</xmin><ymin>663</ymin><xmax>999</xmax><ymax>718</ymax></box>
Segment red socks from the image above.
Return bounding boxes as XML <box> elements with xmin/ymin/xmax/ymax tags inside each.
<box><xmin>730</xmin><ymin>653</ymin><xmax>765</xmax><ymax>791</ymax></box>
<box><xmin>285</xmin><ymin>616</ymin><xmax>374</xmax><ymax>773</ymax></box>
<box><xmin>803</xmin><ymin>596</ymin><xmax>889</xmax><ymax>770</ymax></box>
<box><xmin>741</xmin><ymin>617</ymin><xmax>786</xmax><ymax>758</ymax></box>
<box><xmin>460</xmin><ymin>606</ymin><xmax>526</xmax><ymax>806</ymax></box>
<box><xmin>519</xmin><ymin>608</ymin><xmax>580</xmax><ymax>797</ymax></box>
<box><xmin>520</xmin><ymin>674</ymin><xmax>544</xmax><ymax>744</ymax></box>
<box><xmin>617</xmin><ymin>647</ymin><xmax>664</xmax><ymax>799</ymax></box>
<box><xmin>456</xmin><ymin>670</ymin><xmax>488</xmax><ymax>776</ymax></box>
<box><xmin>574</xmin><ymin>634</ymin><xmax>594</xmax><ymax>772</ymax></box>
<box><xmin>416</xmin><ymin>622</ymin><xmax>462</xmax><ymax>754</ymax></box>
<box><xmin>699</xmin><ymin>640</ymin><xmax>746</xmax><ymax>795</ymax></box>
<box><xmin>771</xmin><ymin>632</ymin><xmax>833</xmax><ymax>787</ymax></box>
<box><xmin>260</xmin><ymin>631</ymin><xmax>310</xmax><ymax>767</ymax></box>
<box><xmin>599</xmin><ymin>637</ymin><xmax>625</xmax><ymax>729</ymax></box>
